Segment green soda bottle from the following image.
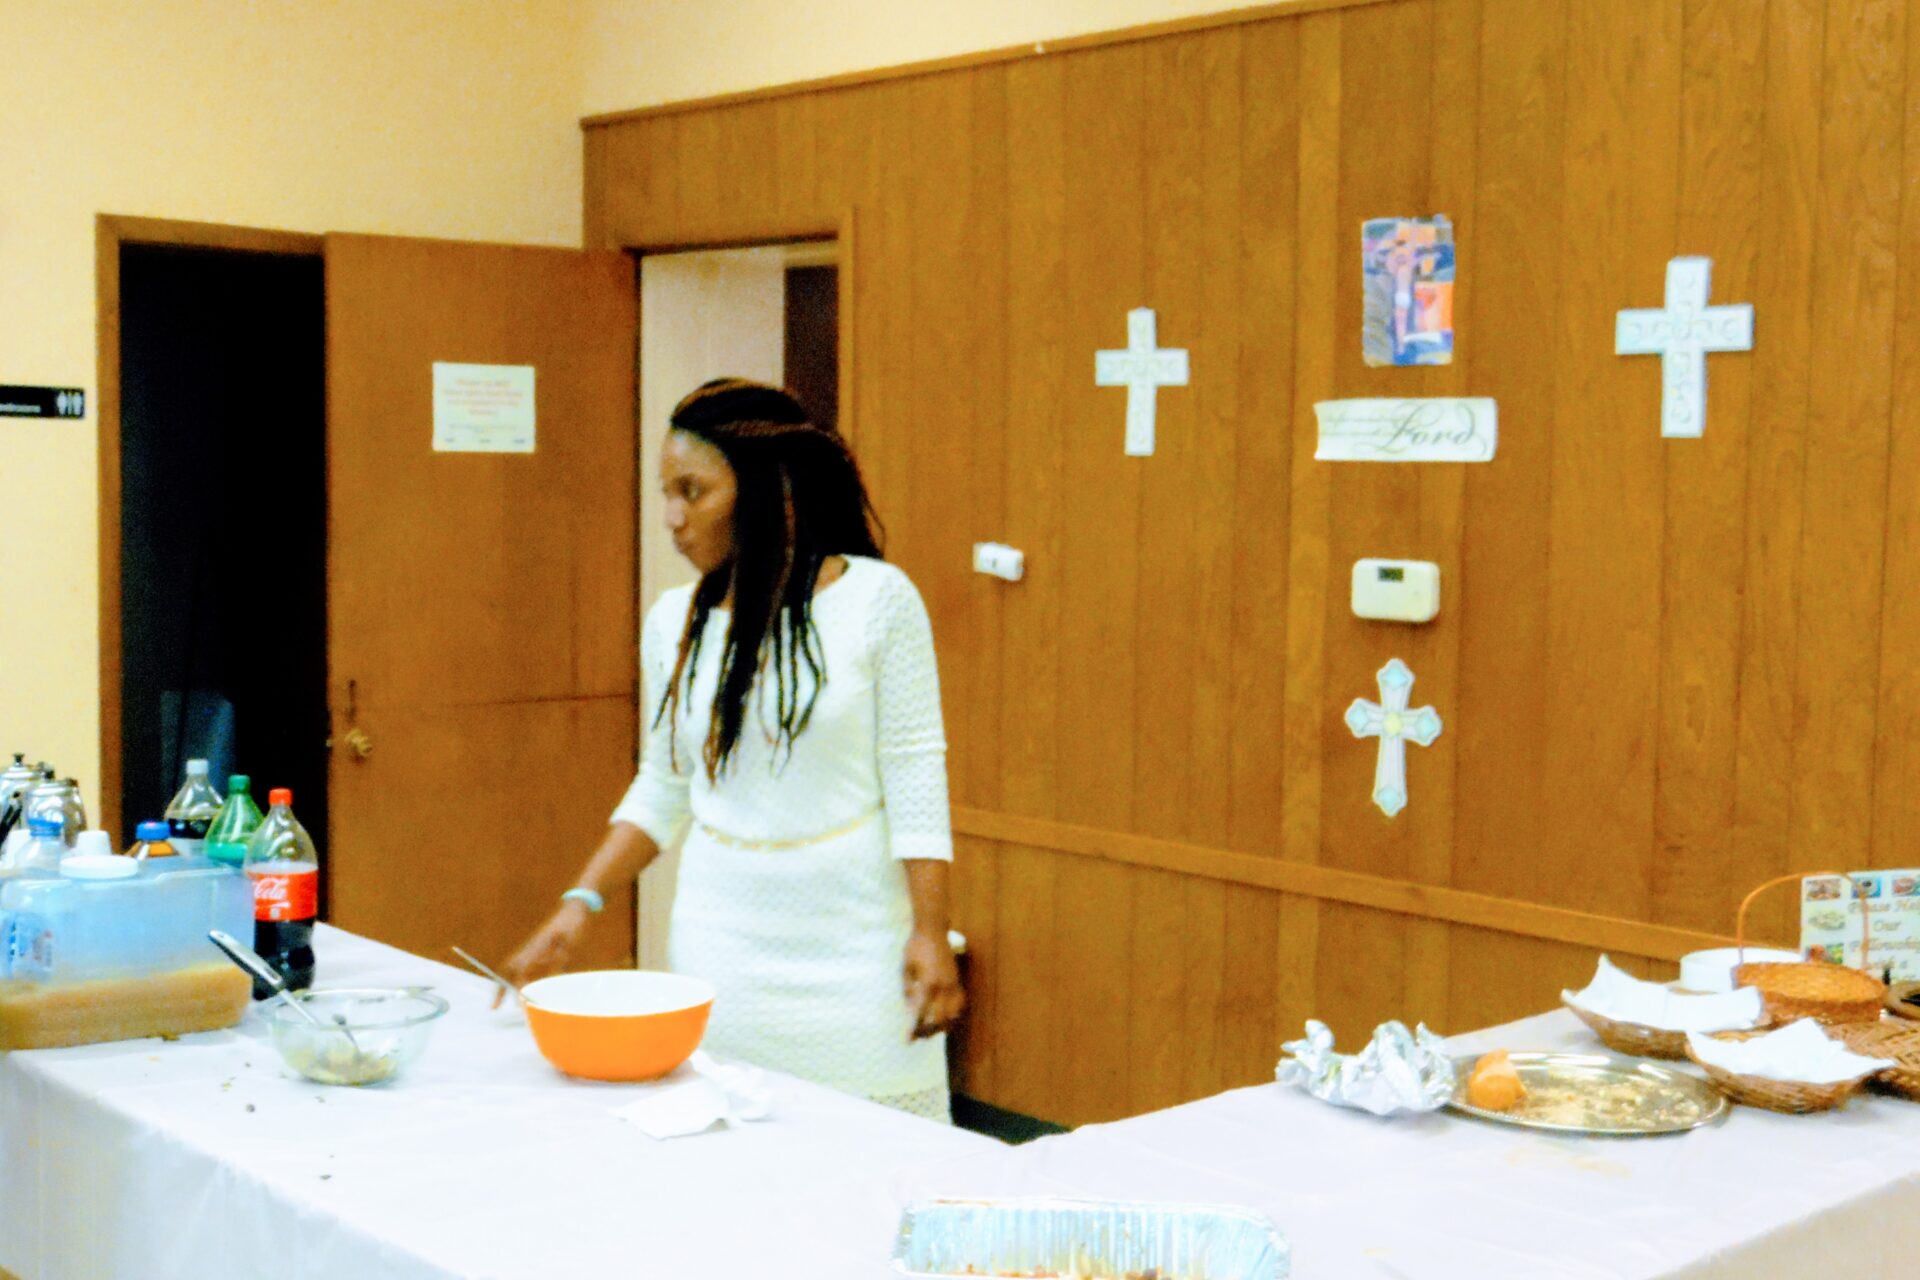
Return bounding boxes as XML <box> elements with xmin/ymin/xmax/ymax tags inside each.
<box><xmin>206</xmin><ymin>774</ymin><xmax>264</xmax><ymax>867</ymax></box>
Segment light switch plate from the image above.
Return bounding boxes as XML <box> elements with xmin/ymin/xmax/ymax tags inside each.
<box><xmin>973</xmin><ymin>543</ymin><xmax>1025</xmax><ymax>582</ymax></box>
<box><xmin>1351</xmin><ymin>558</ymin><xmax>1439</xmax><ymax>623</ymax></box>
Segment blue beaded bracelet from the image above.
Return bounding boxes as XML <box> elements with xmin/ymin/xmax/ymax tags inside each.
<box><xmin>561</xmin><ymin>887</ymin><xmax>605</xmax><ymax>914</ymax></box>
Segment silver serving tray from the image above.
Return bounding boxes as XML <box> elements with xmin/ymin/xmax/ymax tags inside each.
<box><xmin>893</xmin><ymin>1197</ymin><xmax>1290</xmax><ymax>1279</ymax></box>
<box><xmin>1447</xmin><ymin>1051</ymin><xmax>1729</xmax><ymax>1136</ymax></box>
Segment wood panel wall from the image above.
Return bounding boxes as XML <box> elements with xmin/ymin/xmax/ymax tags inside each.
<box><xmin>585</xmin><ymin>0</ymin><xmax>1920</xmax><ymax>1126</ymax></box>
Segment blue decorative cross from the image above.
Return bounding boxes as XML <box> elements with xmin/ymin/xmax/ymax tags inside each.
<box><xmin>1344</xmin><ymin>658</ymin><xmax>1443</xmax><ymax>818</ymax></box>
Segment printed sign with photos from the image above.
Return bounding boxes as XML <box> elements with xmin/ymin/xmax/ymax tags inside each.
<box><xmin>1802</xmin><ymin>871</ymin><xmax>1920</xmax><ymax>980</ymax></box>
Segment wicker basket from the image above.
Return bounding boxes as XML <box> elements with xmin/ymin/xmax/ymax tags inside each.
<box><xmin>1562</xmin><ymin>998</ymin><xmax>1689</xmax><ymax>1060</ymax></box>
<box><xmin>1686</xmin><ymin>1029</ymin><xmax>1870</xmax><ymax>1114</ymax></box>
<box><xmin>1829</xmin><ymin>1020</ymin><xmax>1920</xmax><ymax>1101</ymax></box>
<box><xmin>1886</xmin><ymin>981</ymin><xmax>1920</xmax><ymax>1023</ymax></box>
<box><xmin>1732</xmin><ymin>872</ymin><xmax>1886</xmax><ymax>1027</ymax></box>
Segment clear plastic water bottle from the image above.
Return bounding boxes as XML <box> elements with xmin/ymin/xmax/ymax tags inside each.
<box><xmin>243</xmin><ymin>789</ymin><xmax>318</xmax><ymax>996</ymax></box>
<box><xmin>5</xmin><ymin>816</ymin><xmax>69</xmax><ymax>878</ymax></box>
<box><xmin>164</xmin><ymin>760</ymin><xmax>222</xmax><ymax>858</ymax></box>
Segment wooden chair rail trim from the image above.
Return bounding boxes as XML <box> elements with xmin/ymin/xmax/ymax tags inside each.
<box><xmin>579</xmin><ymin>0</ymin><xmax>1397</xmax><ymax>129</ymax></box>
<box><xmin>950</xmin><ymin>807</ymin><xmax>1740</xmax><ymax>962</ymax></box>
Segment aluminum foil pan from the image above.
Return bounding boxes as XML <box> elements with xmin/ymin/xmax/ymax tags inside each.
<box><xmin>892</xmin><ymin>1197</ymin><xmax>1290</xmax><ymax>1279</ymax></box>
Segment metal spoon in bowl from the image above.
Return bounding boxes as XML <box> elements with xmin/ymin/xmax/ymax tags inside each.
<box><xmin>207</xmin><ymin>929</ymin><xmax>367</xmax><ymax>1059</ymax></box>
<box><xmin>450</xmin><ymin>945</ymin><xmax>533</xmax><ymax>1009</ymax></box>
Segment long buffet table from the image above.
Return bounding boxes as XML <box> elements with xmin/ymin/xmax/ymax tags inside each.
<box><xmin>0</xmin><ymin>926</ymin><xmax>995</xmax><ymax>1280</ymax></box>
<box><xmin>5</xmin><ymin>926</ymin><xmax>1920</xmax><ymax>1278</ymax></box>
<box><xmin>899</xmin><ymin>1011</ymin><xmax>1920</xmax><ymax>1279</ymax></box>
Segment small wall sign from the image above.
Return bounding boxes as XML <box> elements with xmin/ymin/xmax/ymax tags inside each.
<box><xmin>1314</xmin><ymin>397</ymin><xmax>1497</xmax><ymax>463</ymax></box>
<box><xmin>432</xmin><ymin>363</ymin><xmax>535</xmax><ymax>453</ymax></box>
<box><xmin>1</xmin><ymin>386</ymin><xmax>86</xmax><ymax>419</ymax></box>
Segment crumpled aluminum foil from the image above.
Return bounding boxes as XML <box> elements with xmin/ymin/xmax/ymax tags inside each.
<box><xmin>1275</xmin><ymin>1019</ymin><xmax>1456</xmax><ymax>1116</ymax></box>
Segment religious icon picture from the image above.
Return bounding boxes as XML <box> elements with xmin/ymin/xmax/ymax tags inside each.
<box><xmin>1361</xmin><ymin>215</ymin><xmax>1455</xmax><ymax>367</ymax></box>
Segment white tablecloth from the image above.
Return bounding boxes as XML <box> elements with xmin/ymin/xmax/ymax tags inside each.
<box><xmin>896</xmin><ymin>1012</ymin><xmax>1920</xmax><ymax>1279</ymax></box>
<box><xmin>0</xmin><ymin>925</ymin><xmax>995</xmax><ymax>1280</ymax></box>
<box><xmin>11</xmin><ymin>930</ymin><xmax>1920</xmax><ymax>1280</ymax></box>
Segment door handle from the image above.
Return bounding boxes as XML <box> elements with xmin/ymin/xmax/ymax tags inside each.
<box><xmin>343</xmin><ymin>728</ymin><xmax>374</xmax><ymax>760</ymax></box>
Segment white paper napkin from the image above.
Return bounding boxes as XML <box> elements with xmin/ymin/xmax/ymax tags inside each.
<box><xmin>612</xmin><ymin>1051</ymin><xmax>775</xmax><ymax>1139</ymax></box>
<box><xmin>1564</xmin><ymin>954</ymin><xmax>1766</xmax><ymax>1032</ymax></box>
<box><xmin>1685</xmin><ymin>1018</ymin><xmax>1896</xmax><ymax>1085</ymax></box>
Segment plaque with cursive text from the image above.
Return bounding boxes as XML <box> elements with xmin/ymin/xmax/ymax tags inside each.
<box><xmin>1313</xmin><ymin>397</ymin><xmax>1498</xmax><ymax>463</ymax></box>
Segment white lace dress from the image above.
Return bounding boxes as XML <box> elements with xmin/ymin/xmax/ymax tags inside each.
<box><xmin>611</xmin><ymin>556</ymin><xmax>954</xmax><ymax>1121</ymax></box>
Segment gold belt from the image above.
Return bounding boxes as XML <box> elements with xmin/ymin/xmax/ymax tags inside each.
<box><xmin>694</xmin><ymin>806</ymin><xmax>881</xmax><ymax>852</ymax></box>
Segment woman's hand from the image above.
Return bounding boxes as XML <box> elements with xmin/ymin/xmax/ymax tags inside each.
<box><xmin>495</xmin><ymin>903</ymin><xmax>592</xmax><ymax>1008</ymax></box>
<box><xmin>902</xmin><ymin>929</ymin><xmax>965</xmax><ymax>1040</ymax></box>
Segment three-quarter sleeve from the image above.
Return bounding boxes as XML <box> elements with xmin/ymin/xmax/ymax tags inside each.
<box><xmin>873</xmin><ymin>570</ymin><xmax>954</xmax><ymax>862</ymax></box>
<box><xmin>610</xmin><ymin>595</ymin><xmax>693</xmax><ymax>849</ymax></box>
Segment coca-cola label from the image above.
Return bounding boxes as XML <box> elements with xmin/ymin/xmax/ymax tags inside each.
<box><xmin>249</xmin><ymin>865</ymin><xmax>318</xmax><ymax>922</ymax></box>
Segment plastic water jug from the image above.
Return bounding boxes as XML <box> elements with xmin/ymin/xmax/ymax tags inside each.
<box><xmin>0</xmin><ymin>860</ymin><xmax>251</xmax><ymax>984</ymax></box>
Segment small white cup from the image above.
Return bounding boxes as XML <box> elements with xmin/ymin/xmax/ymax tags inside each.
<box><xmin>1678</xmin><ymin>946</ymin><xmax>1804</xmax><ymax>994</ymax></box>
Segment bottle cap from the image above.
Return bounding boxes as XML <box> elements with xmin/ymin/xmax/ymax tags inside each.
<box><xmin>269</xmin><ymin>788</ymin><xmax>293</xmax><ymax>807</ymax></box>
<box><xmin>61</xmin><ymin>854</ymin><xmax>140</xmax><ymax>881</ymax></box>
<box><xmin>73</xmin><ymin>830</ymin><xmax>114</xmax><ymax>858</ymax></box>
<box><xmin>136</xmin><ymin>821</ymin><xmax>171</xmax><ymax>842</ymax></box>
<box><xmin>186</xmin><ymin>759</ymin><xmax>209</xmax><ymax>775</ymax></box>
<box><xmin>228</xmin><ymin>774</ymin><xmax>251</xmax><ymax>792</ymax></box>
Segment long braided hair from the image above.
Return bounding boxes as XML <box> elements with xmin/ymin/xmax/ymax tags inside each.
<box><xmin>657</xmin><ymin>379</ymin><xmax>884</xmax><ymax>781</ymax></box>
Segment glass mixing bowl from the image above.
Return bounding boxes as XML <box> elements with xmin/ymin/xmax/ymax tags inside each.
<box><xmin>263</xmin><ymin>987</ymin><xmax>448</xmax><ymax>1086</ymax></box>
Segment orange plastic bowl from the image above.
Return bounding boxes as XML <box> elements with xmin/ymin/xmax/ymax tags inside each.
<box><xmin>520</xmin><ymin>971</ymin><xmax>715</xmax><ymax>1082</ymax></box>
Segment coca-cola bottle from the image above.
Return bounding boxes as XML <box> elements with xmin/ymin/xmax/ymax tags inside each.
<box><xmin>242</xmin><ymin>788</ymin><xmax>317</xmax><ymax>997</ymax></box>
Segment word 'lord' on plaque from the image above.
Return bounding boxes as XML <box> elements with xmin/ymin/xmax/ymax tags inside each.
<box><xmin>1313</xmin><ymin>397</ymin><xmax>1497</xmax><ymax>463</ymax></box>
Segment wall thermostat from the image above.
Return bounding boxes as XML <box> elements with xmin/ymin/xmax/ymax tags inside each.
<box><xmin>1351</xmin><ymin>558</ymin><xmax>1439</xmax><ymax>623</ymax></box>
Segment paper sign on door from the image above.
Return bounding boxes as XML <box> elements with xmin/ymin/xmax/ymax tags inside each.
<box><xmin>433</xmin><ymin>362</ymin><xmax>535</xmax><ymax>454</ymax></box>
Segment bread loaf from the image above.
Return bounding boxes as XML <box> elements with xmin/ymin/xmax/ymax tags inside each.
<box><xmin>1466</xmin><ymin>1050</ymin><xmax>1527</xmax><ymax>1111</ymax></box>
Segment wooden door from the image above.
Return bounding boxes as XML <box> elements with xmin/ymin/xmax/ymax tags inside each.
<box><xmin>324</xmin><ymin>233</ymin><xmax>638</xmax><ymax>972</ymax></box>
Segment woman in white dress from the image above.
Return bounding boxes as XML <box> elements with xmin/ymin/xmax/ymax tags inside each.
<box><xmin>502</xmin><ymin>378</ymin><xmax>964</xmax><ymax>1121</ymax></box>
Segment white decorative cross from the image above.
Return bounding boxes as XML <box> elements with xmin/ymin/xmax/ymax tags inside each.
<box><xmin>1344</xmin><ymin>658</ymin><xmax>1443</xmax><ymax>819</ymax></box>
<box><xmin>1095</xmin><ymin>307</ymin><xmax>1189</xmax><ymax>457</ymax></box>
<box><xmin>1615</xmin><ymin>256</ymin><xmax>1754</xmax><ymax>439</ymax></box>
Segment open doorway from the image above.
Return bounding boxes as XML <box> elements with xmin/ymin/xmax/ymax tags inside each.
<box><xmin>102</xmin><ymin>220</ymin><xmax>639</xmax><ymax>966</ymax></box>
<box><xmin>633</xmin><ymin>236</ymin><xmax>840</xmax><ymax>969</ymax></box>
<box><xmin>114</xmin><ymin>241</ymin><xmax>329</xmax><ymax>868</ymax></box>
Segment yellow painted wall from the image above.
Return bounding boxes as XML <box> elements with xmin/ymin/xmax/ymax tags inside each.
<box><xmin>0</xmin><ymin>0</ymin><xmax>586</xmax><ymax>808</ymax></box>
<box><xmin>3</xmin><ymin>0</ymin><xmax>1296</xmax><ymax>815</ymax></box>
<box><xmin>579</xmin><ymin>0</ymin><xmax>1288</xmax><ymax>114</ymax></box>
